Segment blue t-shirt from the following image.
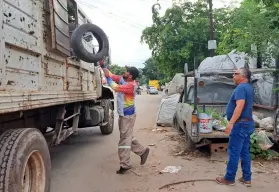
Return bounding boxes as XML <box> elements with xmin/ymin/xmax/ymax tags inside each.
<box><xmin>226</xmin><ymin>83</ymin><xmax>254</xmax><ymax>121</ymax></box>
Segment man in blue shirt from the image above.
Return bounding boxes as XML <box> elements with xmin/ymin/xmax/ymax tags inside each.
<box><xmin>216</xmin><ymin>68</ymin><xmax>254</xmax><ymax>187</ymax></box>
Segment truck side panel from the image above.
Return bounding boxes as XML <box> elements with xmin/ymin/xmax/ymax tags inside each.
<box><xmin>0</xmin><ymin>0</ymin><xmax>100</xmax><ymax>114</ymax></box>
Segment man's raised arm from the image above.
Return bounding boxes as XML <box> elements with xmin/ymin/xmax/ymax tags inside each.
<box><xmin>104</xmin><ymin>69</ymin><xmax>122</xmax><ymax>84</ymax></box>
<box><xmin>106</xmin><ymin>77</ymin><xmax>134</xmax><ymax>94</ymax></box>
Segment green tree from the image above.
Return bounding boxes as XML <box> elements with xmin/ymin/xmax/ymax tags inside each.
<box><xmin>251</xmin><ymin>0</ymin><xmax>279</xmax><ymax>6</ymax></box>
<box><xmin>217</xmin><ymin>0</ymin><xmax>279</xmax><ymax>65</ymax></box>
<box><xmin>139</xmin><ymin>75</ymin><xmax>148</xmax><ymax>85</ymax></box>
<box><xmin>141</xmin><ymin>57</ymin><xmax>171</xmax><ymax>86</ymax></box>
<box><xmin>141</xmin><ymin>0</ymin><xmax>232</xmax><ymax>76</ymax></box>
<box><xmin>108</xmin><ymin>64</ymin><xmax>126</xmax><ymax>75</ymax></box>
<box><xmin>142</xmin><ymin>58</ymin><xmax>164</xmax><ymax>80</ymax></box>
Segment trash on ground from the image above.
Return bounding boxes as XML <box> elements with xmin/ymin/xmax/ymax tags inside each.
<box><xmin>257</xmin><ymin>162</ymin><xmax>264</xmax><ymax>167</ymax></box>
<box><xmin>148</xmin><ymin>144</ymin><xmax>156</xmax><ymax>146</ymax></box>
<box><xmin>152</xmin><ymin>128</ymin><xmax>163</xmax><ymax>132</ymax></box>
<box><xmin>160</xmin><ymin>166</ymin><xmax>182</xmax><ymax>174</ymax></box>
<box><xmin>174</xmin><ymin>151</ymin><xmax>185</xmax><ymax>156</ymax></box>
<box><xmin>255</xmin><ymin>131</ymin><xmax>274</xmax><ymax>150</ymax></box>
<box><xmin>253</xmin><ymin>114</ymin><xmax>261</xmax><ymax>128</ymax></box>
<box><xmin>259</xmin><ymin>117</ymin><xmax>274</xmax><ymax>131</ymax></box>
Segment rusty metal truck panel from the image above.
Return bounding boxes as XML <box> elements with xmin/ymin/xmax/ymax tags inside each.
<box><xmin>0</xmin><ymin>0</ymin><xmax>100</xmax><ymax>114</ymax></box>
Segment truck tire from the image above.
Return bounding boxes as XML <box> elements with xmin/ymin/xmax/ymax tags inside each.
<box><xmin>173</xmin><ymin>116</ymin><xmax>183</xmax><ymax>132</ymax></box>
<box><xmin>100</xmin><ymin>99</ymin><xmax>114</xmax><ymax>135</ymax></box>
<box><xmin>71</xmin><ymin>23</ymin><xmax>109</xmax><ymax>63</ymax></box>
<box><xmin>0</xmin><ymin>128</ymin><xmax>51</xmax><ymax>192</ymax></box>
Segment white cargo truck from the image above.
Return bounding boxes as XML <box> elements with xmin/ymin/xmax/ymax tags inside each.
<box><xmin>0</xmin><ymin>0</ymin><xmax>114</xmax><ymax>191</ymax></box>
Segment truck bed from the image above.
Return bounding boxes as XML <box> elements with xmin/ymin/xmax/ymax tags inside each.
<box><xmin>0</xmin><ymin>0</ymin><xmax>100</xmax><ymax>114</ymax></box>
<box><xmin>199</xmin><ymin>128</ymin><xmax>274</xmax><ymax>139</ymax></box>
<box><xmin>199</xmin><ymin>131</ymin><xmax>229</xmax><ymax>139</ymax></box>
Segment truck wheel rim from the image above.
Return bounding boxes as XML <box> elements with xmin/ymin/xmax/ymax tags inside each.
<box><xmin>22</xmin><ymin>150</ymin><xmax>46</xmax><ymax>192</ymax></box>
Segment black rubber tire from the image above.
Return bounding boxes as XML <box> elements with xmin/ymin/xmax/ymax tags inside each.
<box><xmin>173</xmin><ymin>116</ymin><xmax>183</xmax><ymax>132</ymax></box>
<box><xmin>71</xmin><ymin>23</ymin><xmax>109</xmax><ymax>63</ymax></box>
<box><xmin>100</xmin><ymin>99</ymin><xmax>114</xmax><ymax>135</ymax></box>
<box><xmin>0</xmin><ymin>128</ymin><xmax>51</xmax><ymax>192</ymax></box>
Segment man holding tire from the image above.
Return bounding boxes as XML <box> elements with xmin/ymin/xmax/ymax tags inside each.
<box><xmin>102</xmin><ymin>65</ymin><xmax>150</xmax><ymax>174</ymax></box>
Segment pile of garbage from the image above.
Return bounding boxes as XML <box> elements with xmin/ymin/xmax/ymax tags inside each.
<box><xmin>164</xmin><ymin>73</ymin><xmax>184</xmax><ymax>96</ymax></box>
<box><xmin>253</xmin><ymin>112</ymin><xmax>274</xmax><ymax>132</ymax></box>
<box><xmin>156</xmin><ymin>93</ymin><xmax>180</xmax><ymax>127</ymax></box>
<box><xmin>250</xmin><ymin>130</ymin><xmax>279</xmax><ymax>160</ymax></box>
<box><xmin>157</xmin><ymin>73</ymin><xmax>186</xmax><ymax>126</ymax></box>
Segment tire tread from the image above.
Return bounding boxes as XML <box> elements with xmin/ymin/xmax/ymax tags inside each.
<box><xmin>0</xmin><ymin>129</ymin><xmax>25</xmax><ymax>191</ymax></box>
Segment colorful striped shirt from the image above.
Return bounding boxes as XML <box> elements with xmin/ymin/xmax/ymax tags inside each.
<box><xmin>106</xmin><ymin>70</ymin><xmax>137</xmax><ymax>116</ymax></box>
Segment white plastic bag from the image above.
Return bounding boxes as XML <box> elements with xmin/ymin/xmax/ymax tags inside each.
<box><xmin>259</xmin><ymin>117</ymin><xmax>274</xmax><ymax>131</ymax></box>
<box><xmin>256</xmin><ymin>131</ymin><xmax>274</xmax><ymax>151</ymax></box>
<box><xmin>156</xmin><ymin>93</ymin><xmax>180</xmax><ymax>126</ymax></box>
<box><xmin>160</xmin><ymin>166</ymin><xmax>182</xmax><ymax>173</ymax></box>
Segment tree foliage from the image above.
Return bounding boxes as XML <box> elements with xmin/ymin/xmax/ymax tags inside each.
<box><xmin>141</xmin><ymin>0</ymin><xmax>232</xmax><ymax>76</ymax></box>
<box><xmin>141</xmin><ymin>0</ymin><xmax>279</xmax><ymax>82</ymax></box>
<box><xmin>251</xmin><ymin>0</ymin><xmax>279</xmax><ymax>6</ymax></box>
<box><xmin>218</xmin><ymin>0</ymin><xmax>279</xmax><ymax>65</ymax></box>
<box><xmin>108</xmin><ymin>64</ymin><xmax>126</xmax><ymax>75</ymax></box>
<box><xmin>141</xmin><ymin>58</ymin><xmax>164</xmax><ymax>80</ymax></box>
<box><xmin>140</xmin><ymin>58</ymin><xmax>171</xmax><ymax>86</ymax></box>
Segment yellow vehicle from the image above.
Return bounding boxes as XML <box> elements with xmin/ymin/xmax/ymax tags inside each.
<box><xmin>149</xmin><ymin>80</ymin><xmax>160</xmax><ymax>90</ymax></box>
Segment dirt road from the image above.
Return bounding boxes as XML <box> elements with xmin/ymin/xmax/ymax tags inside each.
<box><xmin>50</xmin><ymin>94</ymin><xmax>279</xmax><ymax>192</ymax></box>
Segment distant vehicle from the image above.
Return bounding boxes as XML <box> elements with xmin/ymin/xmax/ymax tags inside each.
<box><xmin>148</xmin><ymin>87</ymin><xmax>159</xmax><ymax>95</ymax></box>
<box><xmin>146</xmin><ymin>86</ymin><xmax>153</xmax><ymax>94</ymax></box>
<box><xmin>149</xmin><ymin>80</ymin><xmax>160</xmax><ymax>90</ymax></box>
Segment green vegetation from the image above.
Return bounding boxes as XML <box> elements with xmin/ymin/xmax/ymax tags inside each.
<box><xmin>108</xmin><ymin>65</ymin><xmax>126</xmax><ymax>75</ymax></box>
<box><xmin>250</xmin><ymin>133</ymin><xmax>279</xmax><ymax>160</ymax></box>
<box><xmin>140</xmin><ymin>0</ymin><xmax>279</xmax><ymax>82</ymax></box>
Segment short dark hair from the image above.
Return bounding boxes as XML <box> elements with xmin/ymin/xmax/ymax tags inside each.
<box><xmin>127</xmin><ymin>67</ymin><xmax>139</xmax><ymax>80</ymax></box>
<box><xmin>240</xmin><ymin>67</ymin><xmax>251</xmax><ymax>81</ymax></box>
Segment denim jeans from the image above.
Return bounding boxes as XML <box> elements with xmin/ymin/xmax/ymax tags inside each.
<box><xmin>224</xmin><ymin>122</ymin><xmax>255</xmax><ymax>182</ymax></box>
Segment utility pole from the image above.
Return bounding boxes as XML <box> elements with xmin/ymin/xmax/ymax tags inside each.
<box><xmin>208</xmin><ymin>0</ymin><xmax>215</xmax><ymax>57</ymax></box>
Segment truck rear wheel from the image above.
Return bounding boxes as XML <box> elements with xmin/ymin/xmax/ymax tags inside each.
<box><xmin>0</xmin><ymin>128</ymin><xmax>51</xmax><ymax>192</ymax></box>
<box><xmin>100</xmin><ymin>99</ymin><xmax>114</xmax><ymax>135</ymax></box>
<box><xmin>173</xmin><ymin>116</ymin><xmax>183</xmax><ymax>132</ymax></box>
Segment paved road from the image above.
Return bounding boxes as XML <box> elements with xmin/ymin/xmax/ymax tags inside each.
<box><xmin>50</xmin><ymin>94</ymin><xmax>162</xmax><ymax>192</ymax></box>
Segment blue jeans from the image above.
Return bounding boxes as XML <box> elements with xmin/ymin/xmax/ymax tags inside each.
<box><xmin>224</xmin><ymin>122</ymin><xmax>255</xmax><ymax>182</ymax></box>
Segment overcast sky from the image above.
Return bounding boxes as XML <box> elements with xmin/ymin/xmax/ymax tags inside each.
<box><xmin>76</xmin><ymin>0</ymin><xmax>241</xmax><ymax>68</ymax></box>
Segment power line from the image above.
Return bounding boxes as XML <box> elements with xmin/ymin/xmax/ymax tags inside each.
<box><xmin>76</xmin><ymin>0</ymin><xmax>147</xmax><ymax>30</ymax></box>
<box><xmin>137</xmin><ymin>0</ymin><xmax>172</xmax><ymax>4</ymax></box>
<box><xmin>77</xmin><ymin>2</ymin><xmax>144</xmax><ymax>30</ymax></box>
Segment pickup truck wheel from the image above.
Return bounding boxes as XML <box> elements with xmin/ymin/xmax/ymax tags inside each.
<box><xmin>0</xmin><ymin>128</ymin><xmax>51</xmax><ymax>192</ymax></box>
<box><xmin>173</xmin><ymin>116</ymin><xmax>183</xmax><ymax>132</ymax></box>
<box><xmin>185</xmin><ymin>130</ymin><xmax>195</xmax><ymax>151</ymax></box>
<box><xmin>71</xmin><ymin>23</ymin><xmax>109</xmax><ymax>63</ymax></box>
<box><xmin>100</xmin><ymin>100</ymin><xmax>114</xmax><ymax>135</ymax></box>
